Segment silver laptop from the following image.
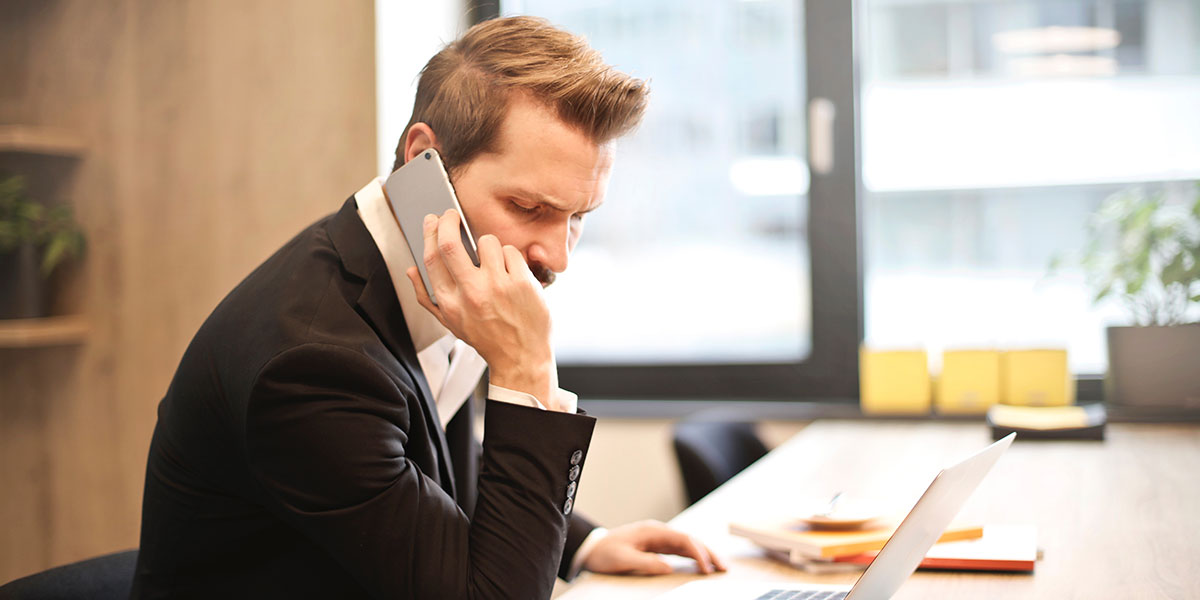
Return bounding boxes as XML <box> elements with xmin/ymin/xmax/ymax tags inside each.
<box><xmin>658</xmin><ymin>433</ymin><xmax>1016</xmax><ymax>600</ymax></box>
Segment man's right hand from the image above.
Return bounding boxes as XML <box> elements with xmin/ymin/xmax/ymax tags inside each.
<box><xmin>406</xmin><ymin>209</ymin><xmax>559</xmax><ymax>410</ymax></box>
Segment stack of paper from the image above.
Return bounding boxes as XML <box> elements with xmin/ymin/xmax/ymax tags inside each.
<box><xmin>729</xmin><ymin>519</ymin><xmax>984</xmax><ymax>562</ymax></box>
<box><xmin>832</xmin><ymin>524</ymin><xmax>1038</xmax><ymax>572</ymax></box>
<box><xmin>731</xmin><ymin>520</ymin><xmax>1037</xmax><ymax>574</ymax></box>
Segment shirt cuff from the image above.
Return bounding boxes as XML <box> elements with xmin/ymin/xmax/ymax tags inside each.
<box><xmin>568</xmin><ymin>527</ymin><xmax>609</xmax><ymax>579</ymax></box>
<box><xmin>488</xmin><ymin>384</ymin><xmax>578</xmax><ymax>413</ymax></box>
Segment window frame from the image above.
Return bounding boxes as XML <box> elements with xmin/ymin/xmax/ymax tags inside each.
<box><xmin>476</xmin><ymin>0</ymin><xmax>864</xmax><ymax>400</ymax></box>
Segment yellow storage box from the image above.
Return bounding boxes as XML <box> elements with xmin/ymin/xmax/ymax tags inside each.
<box><xmin>936</xmin><ymin>350</ymin><xmax>1002</xmax><ymax>415</ymax></box>
<box><xmin>860</xmin><ymin>348</ymin><xmax>930</xmax><ymax>415</ymax></box>
<box><xmin>1001</xmin><ymin>349</ymin><xmax>1073</xmax><ymax>406</ymax></box>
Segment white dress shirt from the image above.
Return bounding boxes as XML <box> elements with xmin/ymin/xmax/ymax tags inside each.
<box><xmin>353</xmin><ymin>178</ymin><xmax>603</xmax><ymax>575</ymax></box>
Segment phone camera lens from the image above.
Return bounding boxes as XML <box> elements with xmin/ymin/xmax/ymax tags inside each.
<box><xmin>424</xmin><ymin>152</ymin><xmax>431</xmax><ymax>160</ymax></box>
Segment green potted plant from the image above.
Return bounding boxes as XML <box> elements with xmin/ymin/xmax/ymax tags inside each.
<box><xmin>0</xmin><ymin>174</ymin><xmax>86</xmax><ymax>319</ymax></box>
<box><xmin>1068</xmin><ymin>182</ymin><xmax>1200</xmax><ymax>408</ymax></box>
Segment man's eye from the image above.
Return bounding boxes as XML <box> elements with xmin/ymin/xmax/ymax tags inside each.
<box><xmin>510</xmin><ymin>201</ymin><xmax>539</xmax><ymax>214</ymax></box>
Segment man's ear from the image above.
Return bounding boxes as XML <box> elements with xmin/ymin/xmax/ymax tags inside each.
<box><xmin>403</xmin><ymin>123</ymin><xmax>439</xmax><ymax>164</ymax></box>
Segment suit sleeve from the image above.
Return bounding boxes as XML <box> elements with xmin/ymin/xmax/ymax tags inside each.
<box><xmin>243</xmin><ymin>343</ymin><xmax>596</xmax><ymax>599</ymax></box>
<box><xmin>560</xmin><ymin>512</ymin><xmax>599</xmax><ymax>580</ymax></box>
<box><xmin>459</xmin><ymin>408</ymin><xmax>599</xmax><ymax>582</ymax></box>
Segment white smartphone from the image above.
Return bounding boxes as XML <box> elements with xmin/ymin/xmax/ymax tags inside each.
<box><xmin>384</xmin><ymin>148</ymin><xmax>480</xmax><ymax>305</ymax></box>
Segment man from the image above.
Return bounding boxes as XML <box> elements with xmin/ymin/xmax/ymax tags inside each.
<box><xmin>133</xmin><ymin>16</ymin><xmax>724</xmax><ymax>599</ymax></box>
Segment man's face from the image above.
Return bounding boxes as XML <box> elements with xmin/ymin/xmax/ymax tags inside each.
<box><xmin>448</xmin><ymin>95</ymin><xmax>615</xmax><ymax>286</ymax></box>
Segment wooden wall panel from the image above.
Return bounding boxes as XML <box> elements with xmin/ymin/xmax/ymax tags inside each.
<box><xmin>0</xmin><ymin>0</ymin><xmax>376</xmax><ymax>582</ymax></box>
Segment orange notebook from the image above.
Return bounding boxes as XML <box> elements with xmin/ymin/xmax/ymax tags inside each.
<box><xmin>730</xmin><ymin>519</ymin><xmax>984</xmax><ymax>560</ymax></box>
<box><xmin>832</xmin><ymin>524</ymin><xmax>1037</xmax><ymax>572</ymax></box>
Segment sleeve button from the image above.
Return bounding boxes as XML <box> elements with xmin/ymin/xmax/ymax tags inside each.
<box><xmin>568</xmin><ymin>465</ymin><xmax>580</xmax><ymax>481</ymax></box>
<box><xmin>563</xmin><ymin>497</ymin><xmax>574</xmax><ymax>515</ymax></box>
<box><xmin>570</xmin><ymin>450</ymin><xmax>583</xmax><ymax>465</ymax></box>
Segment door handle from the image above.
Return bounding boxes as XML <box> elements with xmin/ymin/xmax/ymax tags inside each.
<box><xmin>809</xmin><ymin>97</ymin><xmax>836</xmax><ymax>176</ymax></box>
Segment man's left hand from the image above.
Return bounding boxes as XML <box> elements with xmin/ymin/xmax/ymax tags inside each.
<box><xmin>583</xmin><ymin>520</ymin><xmax>727</xmax><ymax>576</ymax></box>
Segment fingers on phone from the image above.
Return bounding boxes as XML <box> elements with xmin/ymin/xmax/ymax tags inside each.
<box><xmin>435</xmin><ymin>209</ymin><xmax>470</xmax><ymax>278</ymax></box>
<box><xmin>476</xmin><ymin>234</ymin><xmax>504</xmax><ymax>272</ymax></box>
<box><xmin>422</xmin><ymin>213</ymin><xmax>454</xmax><ymax>289</ymax></box>
<box><xmin>501</xmin><ymin>245</ymin><xmax>531</xmax><ymax>280</ymax></box>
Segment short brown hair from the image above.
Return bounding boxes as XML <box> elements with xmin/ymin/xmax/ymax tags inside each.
<box><xmin>393</xmin><ymin>16</ymin><xmax>649</xmax><ymax>174</ymax></box>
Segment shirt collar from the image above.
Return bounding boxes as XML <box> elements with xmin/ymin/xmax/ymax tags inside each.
<box><xmin>354</xmin><ymin>177</ymin><xmax>450</xmax><ymax>353</ymax></box>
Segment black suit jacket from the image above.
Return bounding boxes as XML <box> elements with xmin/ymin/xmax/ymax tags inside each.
<box><xmin>132</xmin><ymin>197</ymin><xmax>597</xmax><ymax>599</ymax></box>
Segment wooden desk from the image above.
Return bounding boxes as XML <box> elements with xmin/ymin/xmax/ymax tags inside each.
<box><xmin>560</xmin><ymin>421</ymin><xmax>1200</xmax><ymax>599</ymax></box>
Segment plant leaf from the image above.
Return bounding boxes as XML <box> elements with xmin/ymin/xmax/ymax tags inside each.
<box><xmin>16</xmin><ymin>201</ymin><xmax>42</xmax><ymax>224</ymax></box>
<box><xmin>41</xmin><ymin>235</ymin><xmax>68</xmax><ymax>276</ymax></box>
<box><xmin>1163</xmin><ymin>251</ymin><xmax>1188</xmax><ymax>286</ymax></box>
<box><xmin>40</xmin><ymin>231</ymin><xmax>84</xmax><ymax>276</ymax></box>
<box><xmin>1125</xmin><ymin>265</ymin><xmax>1146</xmax><ymax>296</ymax></box>
<box><xmin>0</xmin><ymin>175</ymin><xmax>27</xmax><ymax>211</ymax></box>
<box><xmin>1067</xmin><ymin>183</ymin><xmax>1200</xmax><ymax>320</ymax></box>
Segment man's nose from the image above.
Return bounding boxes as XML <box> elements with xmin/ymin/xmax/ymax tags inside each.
<box><xmin>528</xmin><ymin>225</ymin><xmax>571</xmax><ymax>275</ymax></box>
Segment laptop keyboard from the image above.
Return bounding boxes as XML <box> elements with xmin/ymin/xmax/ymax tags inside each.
<box><xmin>754</xmin><ymin>591</ymin><xmax>848</xmax><ymax>600</ymax></box>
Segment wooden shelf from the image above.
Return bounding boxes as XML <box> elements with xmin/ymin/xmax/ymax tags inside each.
<box><xmin>0</xmin><ymin>315</ymin><xmax>89</xmax><ymax>348</ymax></box>
<box><xmin>1</xmin><ymin>126</ymin><xmax>88</xmax><ymax>348</ymax></box>
<box><xmin>0</xmin><ymin>125</ymin><xmax>85</xmax><ymax>157</ymax></box>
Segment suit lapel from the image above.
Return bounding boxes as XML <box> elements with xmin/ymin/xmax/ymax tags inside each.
<box><xmin>326</xmin><ymin>197</ymin><xmax>458</xmax><ymax>501</ymax></box>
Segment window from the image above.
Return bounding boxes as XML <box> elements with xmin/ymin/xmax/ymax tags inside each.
<box><xmin>860</xmin><ymin>0</ymin><xmax>1200</xmax><ymax>374</ymax></box>
<box><xmin>492</xmin><ymin>0</ymin><xmax>859</xmax><ymax>400</ymax></box>
<box><xmin>453</xmin><ymin>1</ymin><xmax>1199</xmax><ymax>400</ymax></box>
<box><xmin>506</xmin><ymin>0</ymin><xmax>811</xmax><ymax>366</ymax></box>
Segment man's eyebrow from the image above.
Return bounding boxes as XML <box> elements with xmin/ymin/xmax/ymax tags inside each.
<box><xmin>506</xmin><ymin>188</ymin><xmax>603</xmax><ymax>213</ymax></box>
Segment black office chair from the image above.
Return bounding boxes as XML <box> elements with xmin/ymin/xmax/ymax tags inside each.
<box><xmin>0</xmin><ymin>549</ymin><xmax>137</xmax><ymax>600</ymax></box>
<box><xmin>672</xmin><ymin>420</ymin><xmax>769</xmax><ymax>506</ymax></box>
